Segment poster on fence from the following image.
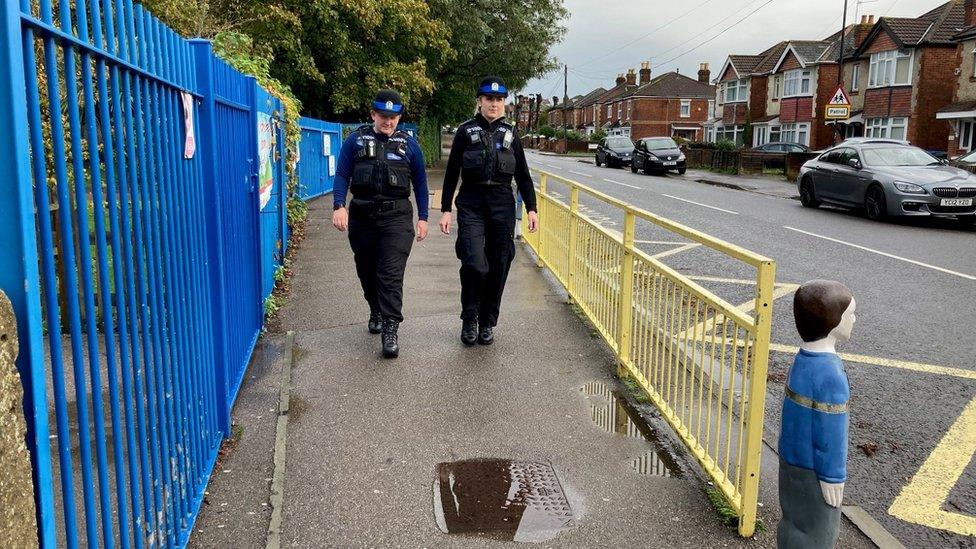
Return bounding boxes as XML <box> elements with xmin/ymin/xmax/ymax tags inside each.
<box><xmin>181</xmin><ymin>91</ymin><xmax>196</xmax><ymax>159</ymax></box>
<box><xmin>323</xmin><ymin>133</ymin><xmax>331</xmax><ymax>156</ymax></box>
<box><xmin>257</xmin><ymin>112</ymin><xmax>274</xmax><ymax>210</ymax></box>
<box><xmin>329</xmin><ymin>155</ymin><xmax>336</xmax><ymax>177</ymax></box>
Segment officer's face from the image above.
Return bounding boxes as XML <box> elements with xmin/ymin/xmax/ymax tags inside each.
<box><xmin>478</xmin><ymin>95</ymin><xmax>506</xmax><ymax>121</ymax></box>
<box><xmin>371</xmin><ymin>111</ymin><xmax>401</xmax><ymax>136</ymax></box>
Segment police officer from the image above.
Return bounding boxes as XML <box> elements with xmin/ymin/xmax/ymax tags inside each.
<box><xmin>332</xmin><ymin>89</ymin><xmax>429</xmax><ymax>358</ymax></box>
<box><xmin>439</xmin><ymin>76</ymin><xmax>538</xmax><ymax>346</ymax></box>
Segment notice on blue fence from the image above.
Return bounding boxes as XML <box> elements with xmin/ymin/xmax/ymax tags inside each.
<box><xmin>258</xmin><ymin>112</ymin><xmax>274</xmax><ymax>210</ymax></box>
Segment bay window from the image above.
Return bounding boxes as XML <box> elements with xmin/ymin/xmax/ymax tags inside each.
<box><xmin>783</xmin><ymin>69</ymin><xmax>812</xmax><ymax>97</ymax></box>
<box><xmin>865</xmin><ymin>117</ymin><xmax>908</xmax><ymax>140</ymax></box>
<box><xmin>780</xmin><ymin>123</ymin><xmax>810</xmax><ymax>146</ymax></box>
<box><xmin>868</xmin><ymin>50</ymin><xmax>913</xmax><ymax>87</ymax></box>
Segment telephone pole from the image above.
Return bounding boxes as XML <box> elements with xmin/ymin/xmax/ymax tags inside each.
<box><xmin>563</xmin><ymin>64</ymin><xmax>569</xmax><ymax>152</ymax></box>
<box><xmin>838</xmin><ymin>0</ymin><xmax>848</xmax><ymax>86</ymax></box>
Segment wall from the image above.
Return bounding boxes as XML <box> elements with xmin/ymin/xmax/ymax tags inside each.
<box><xmin>956</xmin><ymin>38</ymin><xmax>976</xmax><ymax>102</ymax></box>
<box><xmin>630</xmin><ymin>97</ymin><xmax>710</xmax><ymax>140</ymax></box>
<box><xmin>0</xmin><ymin>292</ymin><xmax>37</xmax><ymax>548</ymax></box>
<box><xmin>909</xmin><ymin>46</ymin><xmax>957</xmax><ymax>151</ymax></box>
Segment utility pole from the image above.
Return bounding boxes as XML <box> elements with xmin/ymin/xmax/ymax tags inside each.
<box><xmin>563</xmin><ymin>63</ymin><xmax>569</xmax><ymax>153</ymax></box>
<box><xmin>838</xmin><ymin>0</ymin><xmax>849</xmax><ymax>86</ymax></box>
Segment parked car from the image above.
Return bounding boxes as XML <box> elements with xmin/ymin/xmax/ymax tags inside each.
<box><xmin>951</xmin><ymin>148</ymin><xmax>976</xmax><ymax>173</ymax></box>
<box><xmin>797</xmin><ymin>141</ymin><xmax>976</xmax><ymax>225</ymax></box>
<box><xmin>631</xmin><ymin>137</ymin><xmax>686</xmax><ymax>175</ymax></box>
<box><xmin>595</xmin><ymin>137</ymin><xmax>634</xmax><ymax>168</ymax></box>
<box><xmin>751</xmin><ymin>142</ymin><xmax>812</xmax><ymax>153</ymax></box>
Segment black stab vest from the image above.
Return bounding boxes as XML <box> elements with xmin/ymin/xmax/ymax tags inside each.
<box><xmin>350</xmin><ymin>126</ymin><xmax>412</xmax><ymax>200</ymax></box>
<box><xmin>459</xmin><ymin>119</ymin><xmax>517</xmax><ymax>186</ymax></box>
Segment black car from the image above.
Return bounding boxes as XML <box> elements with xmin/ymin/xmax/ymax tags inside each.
<box><xmin>631</xmin><ymin>137</ymin><xmax>686</xmax><ymax>175</ymax></box>
<box><xmin>595</xmin><ymin>136</ymin><xmax>634</xmax><ymax>168</ymax></box>
<box><xmin>751</xmin><ymin>142</ymin><xmax>811</xmax><ymax>153</ymax></box>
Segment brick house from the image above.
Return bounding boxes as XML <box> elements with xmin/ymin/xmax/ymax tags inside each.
<box><xmin>846</xmin><ymin>1</ymin><xmax>965</xmax><ymax>152</ymax></box>
<box><xmin>705</xmin><ymin>42</ymin><xmax>788</xmax><ymax>145</ymax></box>
<box><xmin>597</xmin><ymin>72</ymin><xmax>638</xmax><ymax>137</ymax></box>
<box><xmin>937</xmin><ymin>1</ymin><xmax>976</xmax><ymax>157</ymax></box>
<box><xmin>622</xmin><ymin>64</ymin><xmax>715</xmax><ymax>141</ymax></box>
<box><xmin>574</xmin><ymin>87</ymin><xmax>607</xmax><ymax>136</ymax></box>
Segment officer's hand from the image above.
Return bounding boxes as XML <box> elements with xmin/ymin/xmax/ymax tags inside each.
<box><xmin>416</xmin><ymin>220</ymin><xmax>428</xmax><ymax>242</ymax></box>
<box><xmin>439</xmin><ymin>212</ymin><xmax>452</xmax><ymax>235</ymax></box>
<box><xmin>527</xmin><ymin>211</ymin><xmax>539</xmax><ymax>233</ymax></box>
<box><xmin>819</xmin><ymin>481</ymin><xmax>844</xmax><ymax>508</ymax></box>
<box><xmin>332</xmin><ymin>207</ymin><xmax>348</xmax><ymax>231</ymax></box>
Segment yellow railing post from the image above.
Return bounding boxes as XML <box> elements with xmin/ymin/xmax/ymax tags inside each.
<box><xmin>536</xmin><ymin>174</ymin><xmax>548</xmax><ymax>268</ymax></box>
<box><xmin>567</xmin><ymin>186</ymin><xmax>579</xmax><ymax>301</ymax></box>
<box><xmin>737</xmin><ymin>259</ymin><xmax>776</xmax><ymax>537</ymax></box>
<box><xmin>616</xmin><ymin>210</ymin><xmax>636</xmax><ymax>379</ymax></box>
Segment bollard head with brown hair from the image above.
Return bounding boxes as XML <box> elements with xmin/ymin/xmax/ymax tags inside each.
<box><xmin>793</xmin><ymin>280</ymin><xmax>855</xmax><ymax>343</ymax></box>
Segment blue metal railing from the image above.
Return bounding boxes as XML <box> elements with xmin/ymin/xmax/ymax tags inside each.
<box><xmin>0</xmin><ymin>1</ymin><xmax>314</xmax><ymax>546</ymax></box>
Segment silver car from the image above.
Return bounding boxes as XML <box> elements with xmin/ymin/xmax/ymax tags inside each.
<box><xmin>797</xmin><ymin>141</ymin><xmax>976</xmax><ymax>225</ymax></box>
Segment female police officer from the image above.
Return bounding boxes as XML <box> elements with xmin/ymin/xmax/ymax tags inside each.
<box><xmin>439</xmin><ymin>76</ymin><xmax>538</xmax><ymax>346</ymax></box>
<box><xmin>332</xmin><ymin>89</ymin><xmax>429</xmax><ymax>358</ymax></box>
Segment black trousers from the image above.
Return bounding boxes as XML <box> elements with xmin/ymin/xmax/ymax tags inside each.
<box><xmin>348</xmin><ymin>198</ymin><xmax>414</xmax><ymax>322</ymax></box>
<box><xmin>455</xmin><ymin>197</ymin><xmax>516</xmax><ymax>327</ymax></box>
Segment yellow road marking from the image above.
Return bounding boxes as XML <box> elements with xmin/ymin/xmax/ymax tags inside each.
<box><xmin>888</xmin><ymin>395</ymin><xmax>976</xmax><ymax>536</ymax></box>
<box><xmin>763</xmin><ymin>343</ymin><xmax>976</xmax><ymax>381</ymax></box>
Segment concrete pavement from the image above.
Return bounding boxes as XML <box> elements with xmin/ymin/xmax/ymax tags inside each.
<box><xmin>188</xmin><ymin>168</ymin><xmax>878</xmax><ymax>547</ymax></box>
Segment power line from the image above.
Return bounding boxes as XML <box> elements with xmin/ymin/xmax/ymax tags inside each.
<box><xmin>577</xmin><ymin>0</ymin><xmax>718</xmax><ymax>68</ymax></box>
<box><xmin>654</xmin><ymin>0</ymin><xmax>777</xmax><ymax>72</ymax></box>
<box><xmin>651</xmin><ymin>0</ymin><xmax>770</xmax><ymax>62</ymax></box>
<box><xmin>883</xmin><ymin>0</ymin><xmax>902</xmax><ymax>16</ymax></box>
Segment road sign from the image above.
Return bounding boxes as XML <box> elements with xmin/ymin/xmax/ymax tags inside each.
<box><xmin>825</xmin><ymin>85</ymin><xmax>852</xmax><ymax>120</ymax></box>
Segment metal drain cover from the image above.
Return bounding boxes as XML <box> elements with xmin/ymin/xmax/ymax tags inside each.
<box><xmin>433</xmin><ymin>459</ymin><xmax>575</xmax><ymax>542</ymax></box>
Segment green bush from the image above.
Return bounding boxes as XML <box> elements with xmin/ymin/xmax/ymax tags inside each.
<box><xmin>715</xmin><ymin>139</ymin><xmax>739</xmax><ymax>151</ymax></box>
<box><xmin>539</xmin><ymin>125</ymin><xmax>557</xmax><ymax>138</ymax></box>
<box><xmin>589</xmin><ymin>129</ymin><xmax>607</xmax><ymax>142</ymax></box>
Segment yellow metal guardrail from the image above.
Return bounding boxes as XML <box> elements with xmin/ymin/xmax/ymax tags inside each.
<box><xmin>521</xmin><ymin>171</ymin><xmax>776</xmax><ymax>537</ymax></box>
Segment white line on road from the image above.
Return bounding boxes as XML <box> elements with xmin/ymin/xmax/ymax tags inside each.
<box><xmin>602</xmin><ymin>178</ymin><xmax>641</xmax><ymax>189</ymax></box>
<box><xmin>783</xmin><ymin>226</ymin><xmax>976</xmax><ymax>281</ymax></box>
<box><xmin>661</xmin><ymin>194</ymin><xmax>739</xmax><ymax>215</ymax></box>
<box><xmin>569</xmin><ymin>170</ymin><xmax>589</xmax><ymax>177</ymax></box>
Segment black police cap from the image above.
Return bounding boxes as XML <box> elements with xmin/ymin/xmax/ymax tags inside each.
<box><xmin>372</xmin><ymin>89</ymin><xmax>404</xmax><ymax>115</ymax></box>
<box><xmin>477</xmin><ymin>76</ymin><xmax>509</xmax><ymax>98</ymax></box>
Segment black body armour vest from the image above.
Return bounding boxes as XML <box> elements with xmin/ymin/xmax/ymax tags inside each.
<box><xmin>350</xmin><ymin>126</ymin><xmax>412</xmax><ymax>200</ymax></box>
<box><xmin>459</xmin><ymin>119</ymin><xmax>517</xmax><ymax>186</ymax></box>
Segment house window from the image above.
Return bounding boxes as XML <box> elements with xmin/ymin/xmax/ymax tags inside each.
<box><xmin>780</xmin><ymin>123</ymin><xmax>810</xmax><ymax>146</ymax></box>
<box><xmin>723</xmin><ymin>79</ymin><xmax>747</xmax><ymax>103</ymax></box>
<box><xmin>754</xmin><ymin>126</ymin><xmax>768</xmax><ymax>146</ymax></box>
<box><xmin>972</xmin><ymin>47</ymin><xmax>976</xmax><ymax>78</ymax></box>
<box><xmin>959</xmin><ymin>120</ymin><xmax>975</xmax><ymax>151</ymax></box>
<box><xmin>680</xmin><ymin>100</ymin><xmax>691</xmax><ymax>118</ymax></box>
<box><xmin>708</xmin><ymin>100</ymin><xmax>715</xmax><ymax>119</ymax></box>
<box><xmin>868</xmin><ymin>50</ymin><xmax>912</xmax><ymax>87</ymax></box>
<box><xmin>865</xmin><ymin>117</ymin><xmax>908</xmax><ymax>140</ymax></box>
<box><xmin>773</xmin><ymin>75</ymin><xmax>782</xmax><ymax>99</ymax></box>
<box><xmin>616</xmin><ymin>103</ymin><xmax>622</xmax><ymax>119</ymax></box>
<box><xmin>606</xmin><ymin>105</ymin><xmax>612</xmax><ymax>118</ymax></box>
<box><xmin>851</xmin><ymin>64</ymin><xmax>860</xmax><ymax>92</ymax></box>
<box><xmin>783</xmin><ymin>69</ymin><xmax>812</xmax><ymax>97</ymax></box>
<box><xmin>627</xmin><ymin>99</ymin><xmax>632</xmax><ymax>119</ymax></box>
<box><xmin>717</xmin><ymin>125</ymin><xmax>745</xmax><ymax>144</ymax></box>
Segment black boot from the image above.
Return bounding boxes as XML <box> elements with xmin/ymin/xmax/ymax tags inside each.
<box><xmin>460</xmin><ymin>319</ymin><xmax>478</xmax><ymax>346</ymax></box>
<box><xmin>368</xmin><ymin>311</ymin><xmax>383</xmax><ymax>334</ymax></box>
<box><xmin>477</xmin><ymin>324</ymin><xmax>494</xmax><ymax>346</ymax></box>
<box><xmin>381</xmin><ymin>319</ymin><xmax>400</xmax><ymax>358</ymax></box>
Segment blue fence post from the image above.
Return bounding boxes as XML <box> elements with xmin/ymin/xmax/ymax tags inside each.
<box><xmin>0</xmin><ymin>3</ymin><xmax>56</xmax><ymax>546</ymax></box>
<box><xmin>191</xmin><ymin>39</ymin><xmax>232</xmax><ymax>438</ymax></box>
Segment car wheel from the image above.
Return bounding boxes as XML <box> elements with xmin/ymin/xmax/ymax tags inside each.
<box><xmin>799</xmin><ymin>178</ymin><xmax>821</xmax><ymax>208</ymax></box>
<box><xmin>864</xmin><ymin>185</ymin><xmax>887</xmax><ymax>221</ymax></box>
<box><xmin>959</xmin><ymin>215</ymin><xmax>976</xmax><ymax>228</ymax></box>
<box><xmin>595</xmin><ymin>155</ymin><xmax>601</xmax><ymax>167</ymax></box>
<box><xmin>678</xmin><ymin>167</ymin><xmax>687</xmax><ymax>175</ymax></box>
<box><xmin>630</xmin><ymin>162</ymin><xmax>638</xmax><ymax>173</ymax></box>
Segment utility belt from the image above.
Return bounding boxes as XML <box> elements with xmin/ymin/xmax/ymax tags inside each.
<box><xmin>350</xmin><ymin>197</ymin><xmax>411</xmax><ymax>214</ymax></box>
<box><xmin>465</xmin><ymin>179</ymin><xmax>511</xmax><ymax>187</ymax></box>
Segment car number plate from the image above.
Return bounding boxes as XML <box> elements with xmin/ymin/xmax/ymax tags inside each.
<box><xmin>940</xmin><ymin>198</ymin><xmax>973</xmax><ymax>206</ymax></box>
<box><xmin>663</xmin><ymin>161</ymin><xmax>677</xmax><ymax>166</ymax></box>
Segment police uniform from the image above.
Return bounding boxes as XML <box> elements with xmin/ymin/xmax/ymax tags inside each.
<box><xmin>442</xmin><ymin>77</ymin><xmax>537</xmax><ymax>346</ymax></box>
<box><xmin>333</xmin><ymin>90</ymin><xmax>428</xmax><ymax>358</ymax></box>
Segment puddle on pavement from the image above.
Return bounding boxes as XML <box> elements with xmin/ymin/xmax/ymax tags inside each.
<box><xmin>432</xmin><ymin>459</ymin><xmax>576</xmax><ymax>543</ymax></box>
<box><xmin>581</xmin><ymin>381</ymin><xmax>683</xmax><ymax>478</ymax></box>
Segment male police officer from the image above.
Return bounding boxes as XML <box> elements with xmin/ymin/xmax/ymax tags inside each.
<box><xmin>439</xmin><ymin>76</ymin><xmax>538</xmax><ymax>346</ymax></box>
<box><xmin>332</xmin><ymin>89</ymin><xmax>429</xmax><ymax>358</ymax></box>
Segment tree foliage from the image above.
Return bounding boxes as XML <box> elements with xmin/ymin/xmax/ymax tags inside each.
<box><xmin>139</xmin><ymin>0</ymin><xmax>568</xmax><ymax>124</ymax></box>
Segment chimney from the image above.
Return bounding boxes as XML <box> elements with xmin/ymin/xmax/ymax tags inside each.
<box><xmin>639</xmin><ymin>62</ymin><xmax>651</xmax><ymax>86</ymax></box>
<box><xmin>552</xmin><ymin>95</ymin><xmax>559</xmax><ymax>107</ymax></box>
<box><xmin>625</xmin><ymin>68</ymin><xmax>637</xmax><ymax>86</ymax></box>
<box><xmin>859</xmin><ymin>15</ymin><xmax>866</xmax><ymax>24</ymax></box>
<box><xmin>868</xmin><ymin>15</ymin><xmax>875</xmax><ymax>24</ymax></box>
<box><xmin>967</xmin><ymin>0</ymin><xmax>976</xmax><ymax>28</ymax></box>
<box><xmin>615</xmin><ymin>73</ymin><xmax>626</xmax><ymax>86</ymax></box>
<box><xmin>698</xmin><ymin>63</ymin><xmax>711</xmax><ymax>84</ymax></box>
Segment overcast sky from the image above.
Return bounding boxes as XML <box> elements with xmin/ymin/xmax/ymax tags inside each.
<box><xmin>523</xmin><ymin>0</ymin><xmax>947</xmax><ymax>100</ymax></box>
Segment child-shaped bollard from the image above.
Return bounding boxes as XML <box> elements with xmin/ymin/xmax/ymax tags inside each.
<box><xmin>777</xmin><ymin>280</ymin><xmax>856</xmax><ymax>549</ymax></box>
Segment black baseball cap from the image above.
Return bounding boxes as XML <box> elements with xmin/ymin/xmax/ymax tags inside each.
<box><xmin>372</xmin><ymin>89</ymin><xmax>404</xmax><ymax>115</ymax></box>
<box><xmin>477</xmin><ymin>76</ymin><xmax>508</xmax><ymax>98</ymax></box>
